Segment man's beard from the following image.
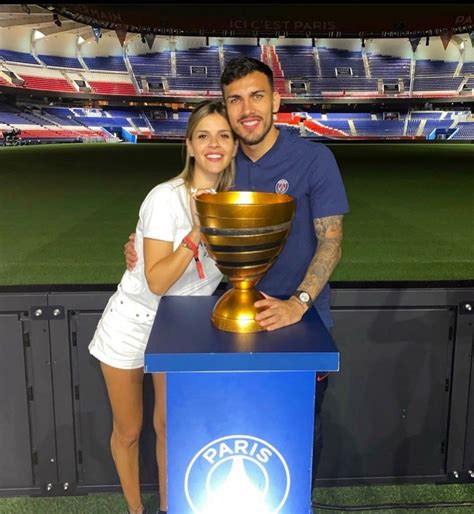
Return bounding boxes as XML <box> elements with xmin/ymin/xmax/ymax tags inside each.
<box><xmin>237</xmin><ymin>119</ymin><xmax>273</xmax><ymax>146</ymax></box>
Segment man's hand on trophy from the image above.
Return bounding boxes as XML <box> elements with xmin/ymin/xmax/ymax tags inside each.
<box><xmin>254</xmin><ymin>292</ymin><xmax>307</xmax><ymax>331</ymax></box>
<box><xmin>124</xmin><ymin>233</ymin><xmax>138</xmax><ymax>271</ymax></box>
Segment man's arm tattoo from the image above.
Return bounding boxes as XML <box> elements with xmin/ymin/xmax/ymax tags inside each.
<box><xmin>298</xmin><ymin>215</ymin><xmax>343</xmax><ymax>299</ymax></box>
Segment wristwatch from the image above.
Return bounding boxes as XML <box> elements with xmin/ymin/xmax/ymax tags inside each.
<box><xmin>292</xmin><ymin>290</ymin><xmax>313</xmax><ymax>308</ymax></box>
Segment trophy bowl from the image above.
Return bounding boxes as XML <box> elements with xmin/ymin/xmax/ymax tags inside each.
<box><xmin>195</xmin><ymin>191</ymin><xmax>296</xmax><ymax>333</ymax></box>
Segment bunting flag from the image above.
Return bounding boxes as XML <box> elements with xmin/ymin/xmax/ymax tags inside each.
<box><xmin>92</xmin><ymin>26</ymin><xmax>102</xmax><ymax>43</ymax></box>
<box><xmin>440</xmin><ymin>31</ymin><xmax>452</xmax><ymax>50</ymax></box>
<box><xmin>115</xmin><ymin>27</ymin><xmax>127</xmax><ymax>47</ymax></box>
<box><xmin>409</xmin><ymin>37</ymin><xmax>421</xmax><ymax>53</ymax></box>
<box><xmin>144</xmin><ymin>33</ymin><xmax>156</xmax><ymax>50</ymax></box>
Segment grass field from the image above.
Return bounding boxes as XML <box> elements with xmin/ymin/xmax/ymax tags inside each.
<box><xmin>1</xmin><ymin>483</ymin><xmax>473</xmax><ymax>513</ymax></box>
<box><xmin>0</xmin><ymin>142</ymin><xmax>473</xmax><ymax>286</ymax></box>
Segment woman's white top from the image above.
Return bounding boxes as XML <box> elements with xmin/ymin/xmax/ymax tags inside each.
<box><xmin>88</xmin><ymin>177</ymin><xmax>223</xmax><ymax>369</ymax></box>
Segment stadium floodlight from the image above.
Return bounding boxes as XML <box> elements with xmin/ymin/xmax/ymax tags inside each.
<box><xmin>33</xmin><ymin>29</ymin><xmax>45</xmax><ymax>40</ymax></box>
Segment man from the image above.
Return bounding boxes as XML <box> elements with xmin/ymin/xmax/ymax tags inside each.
<box><xmin>125</xmin><ymin>57</ymin><xmax>349</xmax><ymax>483</ymax></box>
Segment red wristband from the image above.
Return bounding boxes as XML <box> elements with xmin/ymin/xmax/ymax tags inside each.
<box><xmin>182</xmin><ymin>235</ymin><xmax>205</xmax><ymax>279</ymax></box>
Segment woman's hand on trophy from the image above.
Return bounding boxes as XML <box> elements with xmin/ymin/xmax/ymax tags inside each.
<box><xmin>190</xmin><ymin>187</ymin><xmax>216</xmax><ymax>230</ymax></box>
<box><xmin>254</xmin><ymin>292</ymin><xmax>307</xmax><ymax>331</ymax></box>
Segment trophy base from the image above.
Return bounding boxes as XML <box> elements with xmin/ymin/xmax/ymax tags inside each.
<box><xmin>211</xmin><ymin>288</ymin><xmax>266</xmax><ymax>333</ymax></box>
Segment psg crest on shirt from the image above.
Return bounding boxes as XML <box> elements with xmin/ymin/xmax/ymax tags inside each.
<box><xmin>275</xmin><ymin>179</ymin><xmax>289</xmax><ymax>194</ymax></box>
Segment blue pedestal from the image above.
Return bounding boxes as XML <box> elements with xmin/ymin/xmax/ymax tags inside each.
<box><xmin>145</xmin><ymin>296</ymin><xmax>339</xmax><ymax>514</ymax></box>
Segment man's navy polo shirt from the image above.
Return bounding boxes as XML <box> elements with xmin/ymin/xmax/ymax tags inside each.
<box><xmin>234</xmin><ymin>128</ymin><xmax>349</xmax><ymax>328</ymax></box>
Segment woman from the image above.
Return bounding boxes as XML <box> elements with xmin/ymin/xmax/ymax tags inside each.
<box><xmin>88</xmin><ymin>100</ymin><xmax>238</xmax><ymax>514</ymax></box>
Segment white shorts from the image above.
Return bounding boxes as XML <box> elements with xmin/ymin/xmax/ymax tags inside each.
<box><xmin>88</xmin><ymin>291</ymin><xmax>156</xmax><ymax>370</ymax></box>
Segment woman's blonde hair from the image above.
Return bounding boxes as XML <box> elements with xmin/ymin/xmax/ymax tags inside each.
<box><xmin>178</xmin><ymin>100</ymin><xmax>236</xmax><ymax>192</ymax></box>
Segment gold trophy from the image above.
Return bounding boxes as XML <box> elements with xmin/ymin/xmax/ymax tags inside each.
<box><xmin>195</xmin><ymin>191</ymin><xmax>296</xmax><ymax>333</ymax></box>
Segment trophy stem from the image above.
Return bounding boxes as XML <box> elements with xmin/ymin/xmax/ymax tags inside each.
<box><xmin>212</xmin><ymin>286</ymin><xmax>266</xmax><ymax>333</ymax></box>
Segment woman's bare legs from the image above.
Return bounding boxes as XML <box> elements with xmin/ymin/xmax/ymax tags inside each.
<box><xmin>101</xmin><ymin>362</ymin><xmax>144</xmax><ymax>514</ymax></box>
<box><xmin>152</xmin><ymin>373</ymin><xmax>167</xmax><ymax>512</ymax></box>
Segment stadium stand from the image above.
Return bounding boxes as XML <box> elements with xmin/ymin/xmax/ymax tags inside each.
<box><xmin>452</xmin><ymin>122</ymin><xmax>474</xmax><ymax>139</ymax></box>
<box><xmin>223</xmin><ymin>45</ymin><xmax>263</xmax><ymax>64</ymax></box>
<box><xmin>38</xmin><ymin>55</ymin><xmax>82</xmax><ymax>69</ymax></box>
<box><xmin>0</xmin><ymin>103</ymin><xmax>110</xmax><ymax>143</ymax></box>
<box><xmin>129</xmin><ymin>51</ymin><xmax>171</xmax><ymax>74</ymax></box>
<box><xmin>3</xmin><ymin>100</ymin><xmax>471</xmax><ymax>143</ymax></box>
<box><xmin>277</xmin><ymin>46</ymin><xmax>319</xmax><ymax>79</ymax></box>
<box><xmin>1</xmin><ymin>40</ymin><xmax>473</xmax><ymax>102</ymax></box>
<box><xmin>0</xmin><ymin>49</ymin><xmax>38</xmax><ymax>65</ymax></box>
<box><xmin>1</xmin><ymin>29</ymin><xmax>473</xmax><ymax>142</ymax></box>
<box><xmin>83</xmin><ymin>56</ymin><xmax>128</xmax><ymax>72</ymax></box>
<box><xmin>319</xmin><ymin>48</ymin><xmax>366</xmax><ymax>77</ymax></box>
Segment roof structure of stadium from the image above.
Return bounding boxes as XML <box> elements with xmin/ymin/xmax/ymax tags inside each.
<box><xmin>1</xmin><ymin>4</ymin><xmax>473</xmax><ymax>46</ymax></box>
<box><xmin>38</xmin><ymin>3</ymin><xmax>474</xmax><ymax>39</ymax></box>
<box><xmin>0</xmin><ymin>4</ymin><xmax>115</xmax><ymax>41</ymax></box>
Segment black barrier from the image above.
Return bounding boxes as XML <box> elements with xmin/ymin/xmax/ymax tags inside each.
<box><xmin>0</xmin><ymin>284</ymin><xmax>473</xmax><ymax>496</ymax></box>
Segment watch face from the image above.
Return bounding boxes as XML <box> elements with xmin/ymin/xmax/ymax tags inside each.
<box><xmin>299</xmin><ymin>292</ymin><xmax>310</xmax><ymax>303</ymax></box>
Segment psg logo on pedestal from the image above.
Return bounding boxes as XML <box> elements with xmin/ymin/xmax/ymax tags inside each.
<box><xmin>184</xmin><ymin>435</ymin><xmax>291</xmax><ymax>514</ymax></box>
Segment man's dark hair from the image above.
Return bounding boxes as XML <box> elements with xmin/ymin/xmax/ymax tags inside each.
<box><xmin>221</xmin><ymin>56</ymin><xmax>274</xmax><ymax>91</ymax></box>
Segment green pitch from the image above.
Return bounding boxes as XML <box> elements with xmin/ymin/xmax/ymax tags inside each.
<box><xmin>0</xmin><ymin>142</ymin><xmax>473</xmax><ymax>286</ymax></box>
<box><xmin>1</xmin><ymin>483</ymin><xmax>473</xmax><ymax>513</ymax></box>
